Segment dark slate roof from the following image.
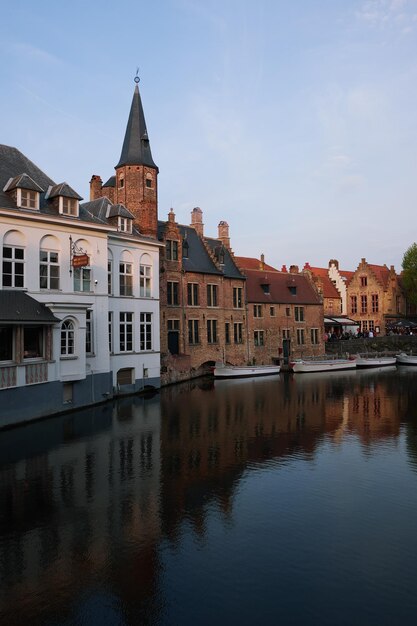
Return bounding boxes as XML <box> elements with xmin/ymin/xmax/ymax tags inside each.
<box><xmin>103</xmin><ymin>175</ymin><xmax>116</xmax><ymax>187</ymax></box>
<box><xmin>0</xmin><ymin>145</ymin><xmax>55</xmax><ymax>210</ymax></box>
<box><xmin>46</xmin><ymin>182</ymin><xmax>82</xmax><ymax>200</ymax></box>
<box><xmin>244</xmin><ymin>268</ymin><xmax>322</xmax><ymax>305</ymax></box>
<box><xmin>205</xmin><ymin>237</ymin><xmax>245</xmax><ymax>279</ymax></box>
<box><xmin>116</xmin><ymin>85</ymin><xmax>158</xmax><ymax>170</ymax></box>
<box><xmin>109</xmin><ymin>203</ymin><xmax>134</xmax><ymax>219</ymax></box>
<box><xmin>5</xmin><ymin>173</ymin><xmax>44</xmax><ymax>193</ymax></box>
<box><xmin>80</xmin><ymin>197</ymin><xmax>112</xmax><ymax>223</ymax></box>
<box><xmin>0</xmin><ymin>291</ymin><xmax>59</xmax><ymax>324</ymax></box>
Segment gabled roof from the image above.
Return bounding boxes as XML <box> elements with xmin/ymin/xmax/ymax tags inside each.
<box><xmin>244</xmin><ymin>267</ymin><xmax>322</xmax><ymax>305</ymax></box>
<box><xmin>46</xmin><ymin>182</ymin><xmax>82</xmax><ymax>201</ymax></box>
<box><xmin>235</xmin><ymin>256</ymin><xmax>278</xmax><ymax>272</ymax></box>
<box><xmin>205</xmin><ymin>237</ymin><xmax>245</xmax><ymax>279</ymax></box>
<box><xmin>4</xmin><ymin>173</ymin><xmax>44</xmax><ymax>193</ymax></box>
<box><xmin>368</xmin><ymin>264</ymin><xmax>390</xmax><ymax>288</ymax></box>
<box><xmin>0</xmin><ymin>291</ymin><xmax>59</xmax><ymax>324</ymax></box>
<box><xmin>303</xmin><ymin>264</ymin><xmax>341</xmax><ymax>299</ymax></box>
<box><xmin>108</xmin><ymin>203</ymin><xmax>134</xmax><ymax>219</ymax></box>
<box><xmin>116</xmin><ymin>84</ymin><xmax>158</xmax><ymax>170</ymax></box>
<box><xmin>103</xmin><ymin>175</ymin><xmax>116</xmax><ymax>188</ymax></box>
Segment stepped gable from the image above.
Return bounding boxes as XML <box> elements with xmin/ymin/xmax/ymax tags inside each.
<box><xmin>204</xmin><ymin>237</ymin><xmax>245</xmax><ymax>280</ymax></box>
<box><xmin>303</xmin><ymin>264</ymin><xmax>341</xmax><ymax>299</ymax></box>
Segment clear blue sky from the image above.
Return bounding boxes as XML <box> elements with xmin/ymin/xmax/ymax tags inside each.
<box><xmin>1</xmin><ymin>0</ymin><xmax>416</xmax><ymax>272</ymax></box>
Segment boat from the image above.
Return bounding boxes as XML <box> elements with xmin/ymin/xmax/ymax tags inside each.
<box><xmin>213</xmin><ymin>364</ymin><xmax>280</xmax><ymax>378</ymax></box>
<box><xmin>354</xmin><ymin>354</ymin><xmax>397</xmax><ymax>368</ymax></box>
<box><xmin>396</xmin><ymin>352</ymin><xmax>417</xmax><ymax>365</ymax></box>
<box><xmin>290</xmin><ymin>358</ymin><xmax>356</xmax><ymax>373</ymax></box>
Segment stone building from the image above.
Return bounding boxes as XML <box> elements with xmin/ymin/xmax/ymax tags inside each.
<box><xmin>235</xmin><ymin>257</ymin><xmax>325</xmax><ymax>362</ymax></box>
<box><xmin>346</xmin><ymin>258</ymin><xmax>406</xmax><ymax>334</ymax></box>
<box><xmin>158</xmin><ymin>209</ymin><xmax>247</xmax><ymax>384</ymax></box>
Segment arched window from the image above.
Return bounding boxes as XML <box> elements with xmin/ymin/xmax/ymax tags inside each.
<box><xmin>3</xmin><ymin>230</ymin><xmax>25</xmax><ymax>288</ymax></box>
<box><xmin>61</xmin><ymin>319</ymin><xmax>75</xmax><ymax>356</ymax></box>
<box><xmin>119</xmin><ymin>250</ymin><xmax>133</xmax><ymax>296</ymax></box>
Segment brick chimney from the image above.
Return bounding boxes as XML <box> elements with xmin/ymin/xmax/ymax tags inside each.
<box><xmin>191</xmin><ymin>207</ymin><xmax>204</xmax><ymax>237</ymax></box>
<box><xmin>281</xmin><ymin>265</ymin><xmax>287</xmax><ymax>273</ymax></box>
<box><xmin>168</xmin><ymin>208</ymin><xmax>176</xmax><ymax>223</ymax></box>
<box><xmin>218</xmin><ymin>221</ymin><xmax>230</xmax><ymax>249</ymax></box>
<box><xmin>260</xmin><ymin>253</ymin><xmax>265</xmax><ymax>271</ymax></box>
<box><xmin>329</xmin><ymin>259</ymin><xmax>339</xmax><ymax>269</ymax></box>
<box><xmin>289</xmin><ymin>265</ymin><xmax>299</xmax><ymax>274</ymax></box>
<box><xmin>90</xmin><ymin>175</ymin><xmax>103</xmax><ymax>201</ymax></box>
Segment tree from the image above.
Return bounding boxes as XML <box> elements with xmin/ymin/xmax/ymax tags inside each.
<box><xmin>402</xmin><ymin>243</ymin><xmax>417</xmax><ymax>306</ymax></box>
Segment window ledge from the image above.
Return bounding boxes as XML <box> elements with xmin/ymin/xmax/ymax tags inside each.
<box><xmin>60</xmin><ymin>355</ymin><xmax>78</xmax><ymax>361</ymax></box>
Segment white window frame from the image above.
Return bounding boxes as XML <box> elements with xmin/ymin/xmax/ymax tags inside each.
<box><xmin>2</xmin><ymin>245</ymin><xmax>25</xmax><ymax>288</ymax></box>
<box><xmin>119</xmin><ymin>262</ymin><xmax>133</xmax><ymax>296</ymax></box>
<box><xmin>119</xmin><ymin>312</ymin><xmax>133</xmax><ymax>352</ymax></box>
<box><xmin>61</xmin><ymin>319</ymin><xmax>75</xmax><ymax>356</ymax></box>
<box><xmin>18</xmin><ymin>188</ymin><xmax>39</xmax><ymax>210</ymax></box>
<box><xmin>140</xmin><ymin>312</ymin><xmax>152</xmax><ymax>351</ymax></box>
<box><xmin>74</xmin><ymin>266</ymin><xmax>91</xmax><ymax>292</ymax></box>
<box><xmin>60</xmin><ymin>197</ymin><xmax>78</xmax><ymax>216</ymax></box>
<box><xmin>140</xmin><ymin>264</ymin><xmax>152</xmax><ymax>297</ymax></box>
<box><xmin>40</xmin><ymin>249</ymin><xmax>60</xmax><ymax>290</ymax></box>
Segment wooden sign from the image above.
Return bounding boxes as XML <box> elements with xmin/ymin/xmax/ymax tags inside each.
<box><xmin>72</xmin><ymin>254</ymin><xmax>89</xmax><ymax>268</ymax></box>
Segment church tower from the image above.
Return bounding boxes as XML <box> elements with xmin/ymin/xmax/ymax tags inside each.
<box><xmin>114</xmin><ymin>78</ymin><xmax>158</xmax><ymax>238</ymax></box>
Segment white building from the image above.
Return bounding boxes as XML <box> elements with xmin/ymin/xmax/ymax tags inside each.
<box><xmin>0</xmin><ymin>142</ymin><xmax>161</xmax><ymax>428</ymax></box>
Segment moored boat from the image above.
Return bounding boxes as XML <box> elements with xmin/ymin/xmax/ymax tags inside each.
<box><xmin>213</xmin><ymin>364</ymin><xmax>280</xmax><ymax>378</ymax></box>
<box><xmin>354</xmin><ymin>354</ymin><xmax>397</xmax><ymax>368</ymax></box>
<box><xmin>290</xmin><ymin>358</ymin><xmax>356</xmax><ymax>373</ymax></box>
<box><xmin>396</xmin><ymin>352</ymin><xmax>417</xmax><ymax>366</ymax></box>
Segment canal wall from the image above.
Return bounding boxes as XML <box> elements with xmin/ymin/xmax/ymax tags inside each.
<box><xmin>325</xmin><ymin>335</ymin><xmax>417</xmax><ymax>356</ymax></box>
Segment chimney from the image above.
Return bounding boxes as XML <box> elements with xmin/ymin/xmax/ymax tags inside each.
<box><xmin>361</xmin><ymin>257</ymin><xmax>366</xmax><ymax>265</ymax></box>
<box><xmin>303</xmin><ymin>262</ymin><xmax>311</xmax><ymax>270</ymax></box>
<box><xmin>281</xmin><ymin>265</ymin><xmax>287</xmax><ymax>273</ymax></box>
<box><xmin>90</xmin><ymin>175</ymin><xmax>102</xmax><ymax>201</ymax></box>
<box><xmin>259</xmin><ymin>253</ymin><xmax>265</xmax><ymax>271</ymax></box>
<box><xmin>168</xmin><ymin>208</ymin><xmax>176</xmax><ymax>223</ymax></box>
<box><xmin>218</xmin><ymin>221</ymin><xmax>230</xmax><ymax>249</ymax></box>
<box><xmin>289</xmin><ymin>265</ymin><xmax>299</xmax><ymax>274</ymax></box>
<box><xmin>329</xmin><ymin>259</ymin><xmax>339</xmax><ymax>269</ymax></box>
<box><xmin>390</xmin><ymin>265</ymin><xmax>395</xmax><ymax>272</ymax></box>
<box><xmin>191</xmin><ymin>207</ymin><xmax>204</xmax><ymax>237</ymax></box>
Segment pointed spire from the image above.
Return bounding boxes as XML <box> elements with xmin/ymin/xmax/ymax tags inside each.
<box><xmin>116</xmin><ymin>81</ymin><xmax>158</xmax><ymax>170</ymax></box>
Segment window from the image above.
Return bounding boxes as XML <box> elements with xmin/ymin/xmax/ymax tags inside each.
<box><xmin>187</xmin><ymin>283</ymin><xmax>199</xmax><ymax>306</ymax></box>
<box><xmin>145</xmin><ymin>177</ymin><xmax>152</xmax><ymax>188</ymax></box>
<box><xmin>270</xmin><ymin>306</ymin><xmax>275</xmax><ymax>317</ymax></box>
<box><xmin>40</xmin><ymin>250</ymin><xmax>59</xmax><ymax>290</ymax></box>
<box><xmin>362</xmin><ymin>320</ymin><xmax>368</xmax><ymax>332</ymax></box>
<box><xmin>296</xmin><ymin>328</ymin><xmax>305</xmax><ymax>345</ymax></box>
<box><xmin>234</xmin><ymin>323</ymin><xmax>243</xmax><ymax>344</ymax></box>
<box><xmin>140</xmin><ymin>313</ymin><xmax>152</xmax><ymax>351</ymax></box>
<box><xmin>207</xmin><ymin>319</ymin><xmax>218</xmax><ymax>344</ymax></box>
<box><xmin>254</xmin><ymin>330</ymin><xmax>264</xmax><ymax>346</ymax></box>
<box><xmin>119</xmin><ymin>262</ymin><xmax>133</xmax><ymax>296</ymax></box>
<box><xmin>289</xmin><ymin>286</ymin><xmax>297</xmax><ymax>295</ymax></box>
<box><xmin>61</xmin><ymin>320</ymin><xmax>75</xmax><ymax>356</ymax></box>
<box><xmin>396</xmin><ymin>295</ymin><xmax>401</xmax><ymax>314</ymax></box>
<box><xmin>207</xmin><ymin>284</ymin><xmax>218</xmax><ymax>307</ymax></box>
<box><xmin>233</xmin><ymin>287</ymin><xmax>243</xmax><ymax>308</ymax></box>
<box><xmin>225</xmin><ymin>322</ymin><xmax>230</xmax><ymax>344</ymax></box>
<box><xmin>372</xmin><ymin>294</ymin><xmax>379</xmax><ymax>313</ymax></box>
<box><xmin>86</xmin><ymin>309</ymin><xmax>93</xmax><ymax>354</ymax></box>
<box><xmin>286</xmin><ymin>307</ymin><xmax>290</xmax><ymax>317</ymax></box>
<box><xmin>119</xmin><ymin>312</ymin><xmax>133</xmax><ymax>352</ymax></box>
<box><xmin>140</xmin><ymin>264</ymin><xmax>152</xmax><ymax>297</ymax></box>
<box><xmin>167</xmin><ymin>281</ymin><xmax>179</xmax><ymax>305</ymax></box>
<box><xmin>20</xmin><ymin>189</ymin><xmax>38</xmax><ymax>209</ymax></box>
<box><xmin>295</xmin><ymin>306</ymin><xmax>304</xmax><ymax>322</ymax></box>
<box><xmin>62</xmin><ymin>197</ymin><xmax>78</xmax><ymax>216</ymax></box>
<box><xmin>118</xmin><ymin>217</ymin><xmax>132</xmax><ymax>233</ymax></box>
<box><xmin>261</xmin><ymin>284</ymin><xmax>270</xmax><ymax>294</ymax></box>
<box><xmin>311</xmin><ymin>328</ymin><xmax>319</xmax><ymax>344</ymax></box>
<box><xmin>361</xmin><ymin>295</ymin><xmax>367</xmax><ymax>314</ymax></box>
<box><xmin>108</xmin><ymin>260</ymin><xmax>113</xmax><ymax>295</ymax></box>
<box><xmin>108</xmin><ymin>312</ymin><xmax>113</xmax><ymax>353</ymax></box>
<box><xmin>0</xmin><ymin>327</ymin><xmax>13</xmax><ymax>361</ymax></box>
<box><xmin>369</xmin><ymin>320</ymin><xmax>375</xmax><ymax>332</ymax></box>
<box><xmin>188</xmin><ymin>319</ymin><xmax>199</xmax><ymax>344</ymax></box>
<box><xmin>3</xmin><ymin>246</ymin><xmax>24</xmax><ymax>288</ymax></box>
<box><xmin>254</xmin><ymin>304</ymin><xmax>263</xmax><ymax>318</ymax></box>
<box><xmin>282</xmin><ymin>329</ymin><xmax>291</xmax><ymax>339</ymax></box>
<box><xmin>119</xmin><ymin>176</ymin><xmax>124</xmax><ymax>188</ymax></box>
<box><xmin>328</xmin><ymin>300</ymin><xmax>334</xmax><ymax>311</ymax></box>
<box><xmin>166</xmin><ymin>240</ymin><xmax>178</xmax><ymax>261</ymax></box>
<box><xmin>74</xmin><ymin>266</ymin><xmax>91</xmax><ymax>292</ymax></box>
<box><xmin>350</xmin><ymin>296</ymin><xmax>357</xmax><ymax>314</ymax></box>
<box><xmin>360</xmin><ymin>276</ymin><xmax>367</xmax><ymax>287</ymax></box>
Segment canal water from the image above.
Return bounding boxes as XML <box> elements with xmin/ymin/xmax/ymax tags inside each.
<box><xmin>1</xmin><ymin>367</ymin><xmax>417</xmax><ymax>625</ymax></box>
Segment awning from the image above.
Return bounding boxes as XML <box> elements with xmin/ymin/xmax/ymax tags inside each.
<box><xmin>324</xmin><ymin>316</ymin><xmax>359</xmax><ymax>326</ymax></box>
<box><xmin>0</xmin><ymin>291</ymin><xmax>59</xmax><ymax>324</ymax></box>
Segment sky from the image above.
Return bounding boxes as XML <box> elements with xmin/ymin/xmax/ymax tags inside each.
<box><xmin>1</xmin><ymin>0</ymin><xmax>417</xmax><ymax>272</ymax></box>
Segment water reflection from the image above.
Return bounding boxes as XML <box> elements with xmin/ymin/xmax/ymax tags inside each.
<box><xmin>0</xmin><ymin>369</ymin><xmax>417</xmax><ymax>625</ymax></box>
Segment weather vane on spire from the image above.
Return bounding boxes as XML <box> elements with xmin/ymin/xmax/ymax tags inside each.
<box><xmin>134</xmin><ymin>67</ymin><xmax>140</xmax><ymax>84</ymax></box>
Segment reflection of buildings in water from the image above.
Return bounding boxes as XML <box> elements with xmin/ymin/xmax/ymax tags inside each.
<box><xmin>0</xmin><ymin>397</ymin><xmax>162</xmax><ymax>625</ymax></box>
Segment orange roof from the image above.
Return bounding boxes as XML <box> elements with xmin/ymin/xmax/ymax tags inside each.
<box><xmin>368</xmin><ymin>264</ymin><xmax>390</xmax><ymax>288</ymax></box>
<box><xmin>235</xmin><ymin>256</ymin><xmax>278</xmax><ymax>272</ymax></box>
<box><xmin>303</xmin><ymin>264</ymin><xmax>342</xmax><ymax>299</ymax></box>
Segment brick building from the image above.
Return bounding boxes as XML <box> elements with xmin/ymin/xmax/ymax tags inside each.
<box><xmin>158</xmin><ymin>209</ymin><xmax>247</xmax><ymax>384</ymax></box>
<box><xmin>346</xmin><ymin>258</ymin><xmax>406</xmax><ymax>334</ymax></box>
<box><xmin>235</xmin><ymin>257</ymin><xmax>325</xmax><ymax>362</ymax></box>
<box><xmin>302</xmin><ymin>263</ymin><xmax>342</xmax><ymax>316</ymax></box>
<box><xmin>328</xmin><ymin>259</ymin><xmax>354</xmax><ymax>316</ymax></box>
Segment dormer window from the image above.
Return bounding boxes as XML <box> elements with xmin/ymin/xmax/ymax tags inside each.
<box><xmin>288</xmin><ymin>285</ymin><xmax>297</xmax><ymax>295</ymax></box>
<box><xmin>261</xmin><ymin>283</ymin><xmax>270</xmax><ymax>294</ymax></box>
<box><xmin>61</xmin><ymin>197</ymin><xmax>78</xmax><ymax>216</ymax></box>
<box><xmin>19</xmin><ymin>189</ymin><xmax>39</xmax><ymax>210</ymax></box>
<box><xmin>118</xmin><ymin>217</ymin><xmax>132</xmax><ymax>233</ymax></box>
